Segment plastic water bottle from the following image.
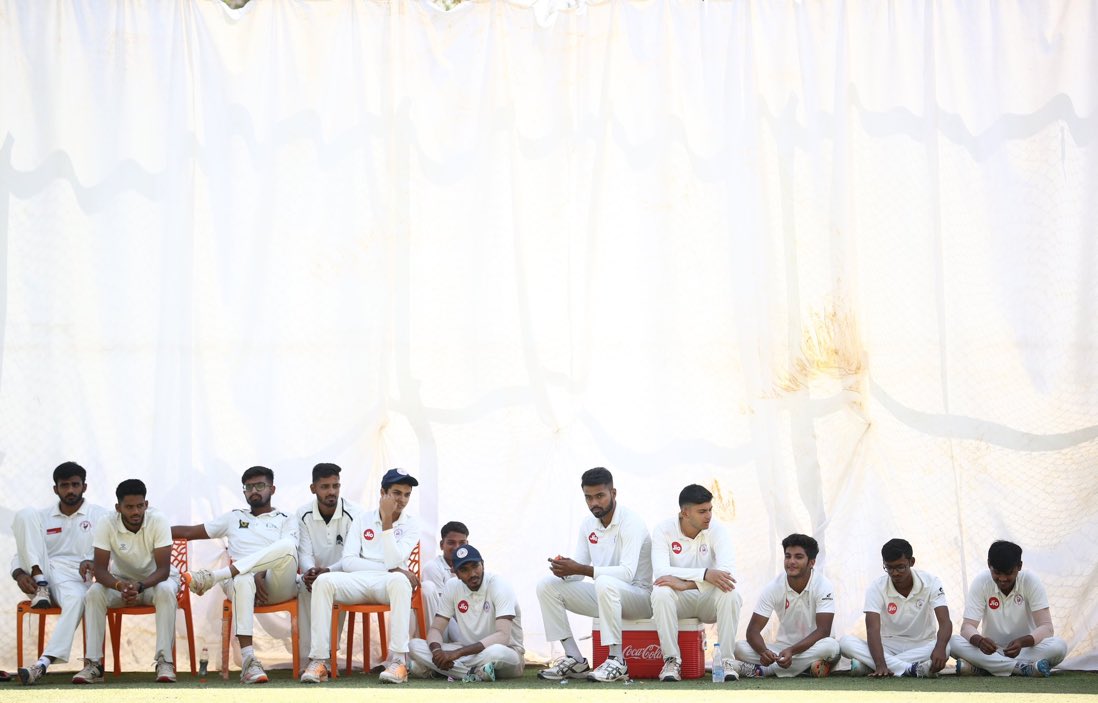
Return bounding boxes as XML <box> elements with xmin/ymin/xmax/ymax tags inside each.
<box><xmin>711</xmin><ymin>642</ymin><xmax>724</xmax><ymax>682</ymax></box>
<box><xmin>198</xmin><ymin>647</ymin><xmax>209</xmax><ymax>677</ymax></box>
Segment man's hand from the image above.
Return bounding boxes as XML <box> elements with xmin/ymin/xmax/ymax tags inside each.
<box><xmin>254</xmin><ymin>573</ymin><xmax>269</xmax><ymax>605</ymax></box>
<box><xmin>930</xmin><ymin>644</ymin><xmax>948</xmax><ymax>673</ymax></box>
<box><xmin>79</xmin><ymin>560</ymin><xmax>94</xmax><ymax>581</ymax></box>
<box><xmin>775</xmin><ymin>647</ymin><xmax>794</xmax><ymax>668</ymax></box>
<box><xmin>868</xmin><ymin>663</ymin><xmax>892</xmax><ymax>677</ymax></box>
<box><xmin>119</xmin><ymin>581</ymin><xmax>141</xmax><ymax>605</ymax></box>
<box><xmin>703</xmin><ymin>569</ymin><xmax>736</xmax><ymax>592</ymax></box>
<box><xmin>302</xmin><ymin>567</ymin><xmax>329</xmax><ymax>591</ymax></box>
<box><xmin>391</xmin><ymin>567</ymin><xmax>419</xmax><ymax>590</ymax></box>
<box><xmin>14</xmin><ymin>572</ymin><xmax>37</xmax><ymax>596</ymax></box>
<box><xmin>653</xmin><ymin>575</ymin><xmax>693</xmax><ymax>591</ymax></box>
<box><xmin>758</xmin><ymin>649</ymin><xmax>779</xmax><ymax>666</ymax></box>
<box><xmin>548</xmin><ymin>556</ymin><xmax>585</xmax><ymax>579</ymax></box>
<box><xmin>431</xmin><ymin>647</ymin><xmax>456</xmax><ymax>670</ymax></box>
<box><xmin>1003</xmin><ymin>637</ymin><xmax>1031</xmax><ymax>659</ymax></box>
<box><xmin>972</xmin><ymin>634</ymin><xmax>998</xmax><ymax>655</ymax></box>
<box><xmin>379</xmin><ymin>493</ymin><xmax>400</xmax><ymax>530</ymax></box>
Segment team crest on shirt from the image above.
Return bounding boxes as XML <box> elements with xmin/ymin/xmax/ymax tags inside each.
<box><xmin>988</xmin><ymin>597</ymin><xmax>1000</xmax><ymax>610</ymax></box>
<box><xmin>887</xmin><ymin>602</ymin><xmax>898</xmax><ymax>615</ymax></box>
<box><xmin>671</xmin><ymin>542</ymin><xmax>683</xmax><ymax>554</ymax></box>
<box><xmin>336</xmin><ymin>535</ymin><xmax>344</xmax><ymax>545</ymax></box>
<box><xmin>81</xmin><ymin>520</ymin><xmax>92</xmax><ymax>532</ymax></box>
<box><xmin>364</xmin><ymin>529</ymin><xmax>375</xmax><ymax>540</ymax></box>
<box><xmin>239</xmin><ymin>520</ymin><xmax>250</xmax><ymax>529</ymax></box>
<box><xmin>698</xmin><ymin>544</ymin><xmax>708</xmax><ymax>556</ymax></box>
<box><xmin>483</xmin><ymin>602</ymin><xmax>491</xmax><ymax>612</ymax></box>
<box><xmin>458</xmin><ymin>600</ymin><xmax>470</xmax><ymax>613</ymax></box>
<box><xmin>119</xmin><ymin>543</ymin><xmax>130</xmax><ymax>552</ymax></box>
<box><xmin>1014</xmin><ymin>594</ymin><xmax>1023</xmax><ymax>605</ymax></box>
<box><xmin>588</xmin><ymin>532</ymin><xmax>598</xmax><ymax>545</ymax></box>
<box><xmin>916</xmin><ymin>599</ymin><xmax>924</xmax><ymax>608</ymax></box>
<box><xmin>394</xmin><ymin>527</ymin><xmax>405</xmax><ymax>539</ymax></box>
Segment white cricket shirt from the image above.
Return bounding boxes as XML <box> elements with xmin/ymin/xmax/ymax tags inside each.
<box><xmin>573</xmin><ymin>505</ymin><xmax>652</xmax><ymax>590</ymax></box>
<box><xmin>295</xmin><ymin>497</ymin><xmax>363</xmax><ymax>572</ymax></box>
<box><xmin>753</xmin><ymin>569</ymin><xmax>836</xmax><ymax>646</ymax></box>
<box><xmin>864</xmin><ymin>569</ymin><xmax>948</xmax><ymax>644</ymax></box>
<box><xmin>962</xmin><ymin>570</ymin><xmax>1050</xmax><ymax>646</ymax></box>
<box><xmin>438</xmin><ymin>571</ymin><xmax>524</xmax><ymax>653</ymax></box>
<box><xmin>651</xmin><ymin>516</ymin><xmax>735</xmax><ymax>592</ymax></box>
<box><xmin>9</xmin><ymin>501</ymin><xmax>110</xmax><ymax>580</ymax></box>
<box><xmin>341</xmin><ymin>508</ymin><xmax>421</xmax><ymax>572</ymax></box>
<box><xmin>93</xmin><ymin>509</ymin><xmax>174</xmax><ymax>581</ymax></box>
<box><xmin>204</xmin><ymin>507</ymin><xmax>296</xmax><ymax>562</ymax></box>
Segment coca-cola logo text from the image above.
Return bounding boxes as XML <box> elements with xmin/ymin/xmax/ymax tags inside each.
<box><xmin>623</xmin><ymin>644</ymin><xmax>663</xmax><ymax>661</ymax></box>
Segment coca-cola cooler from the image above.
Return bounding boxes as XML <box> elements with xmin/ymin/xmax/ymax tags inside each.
<box><xmin>591</xmin><ymin>618</ymin><xmax>706</xmax><ymax>679</ymax></box>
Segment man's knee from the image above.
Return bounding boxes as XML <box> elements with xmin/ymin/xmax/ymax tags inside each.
<box><xmin>152</xmin><ymin>581</ymin><xmax>176</xmax><ymax>605</ymax></box>
<box><xmin>650</xmin><ymin>585</ymin><xmax>676</xmax><ymax>609</ymax></box>
<box><xmin>593</xmin><ymin>574</ymin><xmax>623</xmax><ymax>597</ymax></box>
<box><xmin>838</xmin><ymin>635</ymin><xmax>862</xmax><ymax>654</ymax></box>
<box><xmin>536</xmin><ymin>575</ymin><xmax>562</xmax><ymax>600</ymax></box>
<box><xmin>84</xmin><ymin>583</ymin><xmax>109</xmax><ymax>607</ymax></box>
<box><xmin>816</xmin><ymin>637</ymin><xmax>840</xmax><ymax>660</ymax></box>
<box><xmin>387</xmin><ymin>573</ymin><xmax>412</xmax><ymax>599</ymax></box>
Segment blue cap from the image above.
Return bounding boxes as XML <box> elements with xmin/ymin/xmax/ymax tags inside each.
<box><xmin>381</xmin><ymin>468</ymin><xmax>419</xmax><ymax>489</ymax></box>
<box><xmin>451</xmin><ymin>544</ymin><xmax>483</xmax><ymax>571</ymax></box>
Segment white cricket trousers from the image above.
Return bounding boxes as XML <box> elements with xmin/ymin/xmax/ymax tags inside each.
<box><xmin>652</xmin><ymin>586</ymin><xmax>742</xmax><ymax>661</ymax></box>
<box><xmin>84</xmin><ymin>578</ymin><xmax>179</xmax><ymax>663</ymax></box>
<box><xmin>407</xmin><ymin>639</ymin><xmax>524</xmax><ymax>679</ymax></box>
<box><xmin>949</xmin><ymin>634</ymin><xmax>1067</xmax><ymax>676</ymax></box>
<box><xmin>308</xmin><ymin>570</ymin><xmax>413</xmax><ymax>660</ymax></box>
<box><xmin>839</xmin><ymin>635</ymin><xmax>949</xmax><ymax>676</ymax></box>
<box><xmin>220</xmin><ymin>537</ymin><xmax>298</xmax><ymax>637</ymax></box>
<box><xmin>733</xmin><ymin>637</ymin><xmax>840</xmax><ymax>677</ymax></box>
<box><xmin>536</xmin><ymin>574</ymin><xmax>653</xmax><ymax>647</ymax></box>
<box><xmin>12</xmin><ymin>507</ymin><xmax>89</xmax><ymax>663</ymax></box>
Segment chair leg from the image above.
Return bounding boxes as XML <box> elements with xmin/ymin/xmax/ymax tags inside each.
<box><xmin>220</xmin><ymin>600</ymin><xmax>232</xmax><ymax>681</ymax></box>
<box><xmin>109</xmin><ymin>612</ymin><xmax>122</xmax><ymax>675</ymax></box>
<box><xmin>290</xmin><ymin>605</ymin><xmax>300</xmax><ymax>679</ymax></box>
<box><xmin>363</xmin><ymin>613</ymin><xmax>371</xmax><ymax>672</ymax></box>
<box><xmin>16</xmin><ymin>607</ymin><xmax>24</xmax><ymax>669</ymax></box>
<box><xmin>344</xmin><ymin>611</ymin><xmax>355</xmax><ymax>676</ymax></box>
<box><xmin>329</xmin><ymin>606</ymin><xmax>341</xmax><ymax>680</ymax></box>
<box><xmin>377</xmin><ymin>612</ymin><xmax>388</xmax><ymax>662</ymax></box>
<box><xmin>184</xmin><ymin>605</ymin><xmax>197</xmax><ymax>675</ymax></box>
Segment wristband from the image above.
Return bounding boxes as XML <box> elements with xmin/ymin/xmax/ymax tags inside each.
<box><xmin>137</xmin><ymin>582</ymin><xmax>145</xmax><ymax>594</ymax></box>
<box><xmin>429</xmin><ymin>643</ymin><xmax>442</xmax><ymax>652</ymax></box>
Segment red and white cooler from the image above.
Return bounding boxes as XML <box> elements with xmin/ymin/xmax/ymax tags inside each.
<box><xmin>591</xmin><ymin>618</ymin><xmax>706</xmax><ymax>679</ymax></box>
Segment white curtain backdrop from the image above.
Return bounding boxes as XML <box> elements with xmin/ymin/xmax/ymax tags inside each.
<box><xmin>2</xmin><ymin>0</ymin><xmax>1096</xmax><ymax>672</ymax></box>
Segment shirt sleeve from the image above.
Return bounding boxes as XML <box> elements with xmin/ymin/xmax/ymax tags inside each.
<box><xmin>961</xmin><ymin>576</ymin><xmax>986</xmax><ymax>624</ymax></box>
<box><xmin>593</xmin><ymin>513</ymin><xmax>648</xmax><ymax>583</ymax></box>
<box><xmin>1025</xmin><ymin>573</ymin><xmax>1051</xmax><ymax>611</ymax></box>
<box><xmin>437</xmin><ymin>578</ymin><xmax>459</xmax><ymax>619</ymax></box>
<box><xmin>341</xmin><ymin>515</ymin><xmax>370</xmax><ymax>572</ymax></box>
<box><xmin>863</xmin><ymin>580</ymin><xmax>884</xmax><ymax>614</ymax></box>
<box><xmin>296</xmin><ymin>513</ymin><xmax>316</xmax><ymax>572</ymax></box>
<box><xmin>491</xmin><ymin>578</ymin><xmax>519</xmax><ymax>619</ymax></box>
<box><xmin>650</xmin><ymin>522</ymin><xmax>672</xmax><ymax>580</ymax></box>
<box><xmin>150</xmin><ymin>514</ymin><xmax>172</xmax><ymax>550</ymax></box>
<box><xmin>754</xmin><ymin>578</ymin><xmax>779</xmax><ymax>618</ymax></box>
<box><xmin>382</xmin><ymin>520</ymin><xmax>420</xmax><ymax>570</ymax></box>
<box><xmin>928</xmin><ymin>575</ymin><xmax>948</xmax><ymax>609</ymax></box>
<box><xmin>92</xmin><ymin>518</ymin><xmax>113</xmax><ymax>552</ymax></box>
<box><xmin>279</xmin><ymin>512</ymin><xmax>298</xmax><ymax>543</ymax></box>
<box><xmin>814</xmin><ymin>575</ymin><xmax>836</xmax><ymax>614</ymax></box>
<box><xmin>565</xmin><ymin>523</ymin><xmax>592</xmax><ymax>582</ymax></box>
<box><xmin>203</xmin><ymin>512</ymin><xmax>231</xmax><ymax>540</ymax></box>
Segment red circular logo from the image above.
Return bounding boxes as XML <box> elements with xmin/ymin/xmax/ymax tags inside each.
<box><xmin>887</xmin><ymin>602</ymin><xmax>898</xmax><ymax>615</ymax></box>
<box><xmin>363</xmin><ymin>528</ymin><xmax>375</xmax><ymax>540</ymax></box>
<box><xmin>457</xmin><ymin>600</ymin><xmax>469</xmax><ymax>613</ymax></box>
<box><xmin>671</xmin><ymin>542</ymin><xmax>682</xmax><ymax>554</ymax></box>
<box><xmin>588</xmin><ymin>532</ymin><xmax>598</xmax><ymax>544</ymax></box>
<box><xmin>989</xmin><ymin>597</ymin><xmax>1000</xmax><ymax>610</ymax></box>
<box><xmin>785</xmin><ymin>599</ymin><xmax>790</xmax><ymax>610</ymax></box>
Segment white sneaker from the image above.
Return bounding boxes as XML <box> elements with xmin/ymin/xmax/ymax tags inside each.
<box><xmin>154</xmin><ymin>655</ymin><xmax>176</xmax><ymax>683</ymax></box>
<box><xmin>18</xmin><ymin>663</ymin><xmax>45</xmax><ymax>685</ymax></box>
<box><xmin>379</xmin><ymin>660</ymin><xmax>408</xmax><ymax>684</ymax></box>
<box><xmin>956</xmin><ymin>659</ymin><xmax>986</xmax><ymax>676</ymax></box>
<box><xmin>721</xmin><ymin>658</ymin><xmax>741</xmax><ymax>681</ymax></box>
<box><xmin>462</xmin><ymin>662</ymin><xmax>496</xmax><ymax>682</ymax></box>
<box><xmin>71</xmin><ymin>659</ymin><xmax>104</xmax><ymax>684</ymax></box>
<box><xmin>537</xmin><ymin>656</ymin><xmax>591</xmax><ymax>680</ymax></box>
<box><xmin>188</xmin><ymin>569</ymin><xmax>216</xmax><ymax>596</ymax></box>
<box><xmin>240</xmin><ymin>654</ymin><xmax>268</xmax><ymax>684</ymax></box>
<box><xmin>300</xmin><ymin>658</ymin><xmax>328</xmax><ymax>683</ymax></box>
<box><xmin>731</xmin><ymin>660</ymin><xmax>763</xmax><ymax>678</ymax></box>
<box><xmin>907</xmin><ymin>660</ymin><xmax>937</xmax><ymax>679</ymax></box>
<box><xmin>588</xmin><ymin>657</ymin><xmax>629</xmax><ymax>682</ymax></box>
<box><xmin>1016</xmin><ymin>659</ymin><xmax>1052</xmax><ymax>678</ymax></box>
<box><xmin>659</xmin><ymin>657</ymin><xmax>681</xmax><ymax>682</ymax></box>
<box><xmin>31</xmin><ymin>583</ymin><xmax>51</xmax><ymax>609</ymax></box>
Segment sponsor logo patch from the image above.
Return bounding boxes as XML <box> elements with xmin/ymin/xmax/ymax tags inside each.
<box><xmin>588</xmin><ymin>532</ymin><xmax>598</xmax><ymax>545</ymax></box>
<box><xmin>785</xmin><ymin>599</ymin><xmax>790</xmax><ymax>610</ymax></box>
<box><xmin>989</xmin><ymin>597</ymin><xmax>1000</xmax><ymax>610</ymax></box>
<box><xmin>458</xmin><ymin>600</ymin><xmax>469</xmax><ymax>613</ymax></box>
<box><xmin>887</xmin><ymin>602</ymin><xmax>898</xmax><ymax>615</ymax></box>
<box><xmin>364</xmin><ymin>528</ymin><xmax>375</xmax><ymax>540</ymax></box>
<box><xmin>671</xmin><ymin>542</ymin><xmax>683</xmax><ymax>555</ymax></box>
<box><xmin>623</xmin><ymin>644</ymin><xmax>662</xmax><ymax>661</ymax></box>
<box><xmin>46</xmin><ymin>527</ymin><xmax>62</xmax><ymax>535</ymax></box>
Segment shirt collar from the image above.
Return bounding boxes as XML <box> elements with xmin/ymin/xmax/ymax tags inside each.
<box><xmin>886</xmin><ymin>569</ymin><xmax>925</xmax><ymax>598</ymax></box>
<box><xmin>309</xmin><ymin>497</ymin><xmax>345</xmax><ymax>522</ymax></box>
<box><xmin>786</xmin><ymin>568</ymin><xmax>816</xmax><ymax>596</ymax></box>
<box><xmin>51</xmin><ymin>501</ymin><xmax>88</xmax><ymax>518</ymax></box>
<box><xmin>595</xmin><ymin>506</ymin><xmax>623</xmax><ymax>531</ymax></box>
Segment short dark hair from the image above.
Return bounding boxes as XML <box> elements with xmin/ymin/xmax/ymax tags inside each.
<box><xmin>987</xmin><ymin>540</ymin><xmax>1023</xmax><ymax>572</ymax></box>
<box><xmin>115</xmin><ymin>479</ymin><xmax>147</xmax><ymax>502</ymax></box>
<box><xmin>678</xmin><ymin>484</ymin><xmax>713</xmax><ymax>508</ymax></box>
<box><xmin>440</xmin><ymin>521</ymin><xmax>469</xmax><ymax>539</ymax></box>
<box><xmin>581</xmin><ymin>467</ymin><xmax>613</xmax><ymax>488</ymax></box>
<box><xmin>782</xmin><ymin>533</ymin><xmax>819</xmax><ymax>560</ymax></box>
<box><xmin>242</xmin><ymin>466</ymin><xmax>274</xmax><ymax>484</ymax></box>
<box><xmin>881</xmin><ymin>538</ymin><xmax>913</xmax><ymax>562</ymax></box>
<box><xmin>312</xmin><ymin>463</ymin><xmax>341</xmax><ymax>483</ymax></box>
<box><xmin>53</xmin><ymin>461</ymin><xmax>86</xmax><ymax>484</ymax></box>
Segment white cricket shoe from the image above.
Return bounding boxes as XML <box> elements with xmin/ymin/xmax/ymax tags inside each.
<box><xmin>537</xmin><ymin>655</ymin><xmax>591</xmax><ymax>680</ymax></box>
<box><xmin>659</xmin><ymin>657</ymin><xmax>681</xmax><ymax>682</ymax></box>
<box><xmin>71</xmin><ymin>659</ymin><xmax>104</xmax><ymax>684</ymax></box>
<box><xmin>587</xmin><ymin>657</ymin><xmax>629</xmax><ymax>682</ymax></box>
<box><xmin>188</xmin><ymin>569</ymin><xmax>216</xmax><ymax>596</ymax></box>
<box><xmin>31</xmin><ymin>583</ymin><xmax>52</xmax><ymax>609</ymax></box>
<box><xmin>154</xmin><ymin>654</ymin><xmax>176</xmax><ymax>683</ymax></box>
<box><xmin>240</xmin><ymin>654</ymin><xmax>268</xmax><ymax>684</ymax></box>
<box><xmin>300</xmin><ymin>658</ymin><xmax>328</xmax><ymax>683</ymax></box>
<box><xmin>731</xmin><ymin>660</ymin><xmax>763</xmax><ymax>678</ymax></box>
<box><xmin>379</xmin><ymin>660</ymin><xmax>408</xmax><ymax>684</ymax></box>
<box><xmin>18</xmin><ymin>663</ymin><xmax>45</xmax><ymax>685</ymax></box>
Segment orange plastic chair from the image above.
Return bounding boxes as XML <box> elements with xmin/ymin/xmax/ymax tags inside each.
<box><xmin>105</xmin><ymin>538</ymin><xmax>197</xmax><ymax>676</ymax></box>
<box><xmin>220</xmin><ymin>596</ymin><xmax>300</xmax><ymax>679</ymax></box>
<box><xmin>329</xmin><ymin>542</ymin><xmax>427</xmax><ymax>678</ymax></box>
<box><xmin>15</xmin><ymin>600</ymin><xmax>86</xmax><ymax>668</ymax></box>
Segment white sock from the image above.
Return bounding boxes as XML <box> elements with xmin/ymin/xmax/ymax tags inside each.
<box><xmin>36</xmin><ymin>656</ymin><xmax>50</xmax><ymax>670</ymax></box>
<box><xmin>212</xmin><ymin>567</ymin><xmax>233</xmax><ymax>581</ymax></box>
<box><xmin>608</xmin><ymin>643</ymin><xmax>623</xmax><ymax>660</ymax></box>
<box><xmin>35</xmin><ymin>577</ymin><xmax>48</xmax><ymax>586</ymax></box>
<box><xmin>561</xmin><ymin>638</ymin><xmax>584</xmax><ymax>662</ymax></box>
<box><xmin>240</xmin><ymin>646</ymin><xmax>255</xmax><ymax>660</ymax></box>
